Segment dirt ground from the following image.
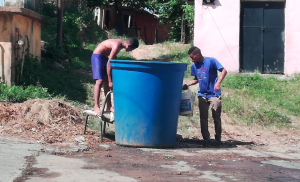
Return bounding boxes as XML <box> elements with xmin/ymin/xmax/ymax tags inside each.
<box><xmin>1</xmin><ymin>43</ymin><xmax>300</xmax><ymax>181</ymax></box>
<box><xmin>0</xmin><ymin>43</ymin><xmax>299</xmax><ymax>153</ymax></box>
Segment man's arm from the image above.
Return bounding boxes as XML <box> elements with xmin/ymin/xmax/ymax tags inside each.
<box><xmin>107</xmin><ymin>46</ymin><xmax>121</xmax><ymax>89</ymax></box>
<box><xmin>182</xmin><ymin>76</ymin><xmax>198</xmax><ymax>90</ymax></box>
<box><xmin>214</xmin><ymin>68</ymin><xmax>227</xmax><ymax>92</ymax></box>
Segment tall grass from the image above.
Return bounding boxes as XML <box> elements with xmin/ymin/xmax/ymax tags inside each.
<box><xmin>222</xmin><ymin>73</ymin><xmax>300</xmax><ymax>127</ymax></box>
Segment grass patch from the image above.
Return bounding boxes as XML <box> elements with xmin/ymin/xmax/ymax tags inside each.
<box><xmin>223</xmin><ymin>74</ymin><xmax>300</xmax><ymax>116</ymax></box>
<box><xmin>116</xmin><ymin>50</ymin><xmax>135</xmax><ymax>60</ymax></box>
<box><xmin>222</xmin><ymin>94</ymin><xmax>291</xmax><ymax>127</ymax></box>
<box><xmin>221</xmin><ymin>73</ymin><xmax>300</xmax><ymax>127</ymax></box>
<box><xmin>178</xmin><ymin>115</ymin><xmax>200</xmax><ymax>139</ymax></box>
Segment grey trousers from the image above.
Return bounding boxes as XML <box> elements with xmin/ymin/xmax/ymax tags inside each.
<box><xmin>198</xmin><ymin>95</ymin><xmax>222</xmax><ymax>141</ymax></box>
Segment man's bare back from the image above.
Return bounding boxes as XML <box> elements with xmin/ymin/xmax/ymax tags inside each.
<box><xmin>91</xmin><ymin>37</ymin><xmax>139</xmax><ymax>113</ymax></box>
<box><xmin>93</xmin><ymin>39</ymin><xmax>123</xmax><ymax>59</ymax></box>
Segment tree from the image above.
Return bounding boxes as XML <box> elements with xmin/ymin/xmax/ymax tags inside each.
<box><xmin>56</xmin><ymin>0</ymin><xmax>63</xmax><ymax>47</ymax></box>
<box><xmin>146</xmin><ymin>0</ymin><xmax>194</xmax><ymax>42</ymax></box>
<box><xmin>85</xmin><ymin>0</ymin><xmax>195</xmax><ymax>41</ymax></box>
<box><xmin>100</xmin><ymin>0</ymin><xmax>150</xmax><ymax>35</ymax></box>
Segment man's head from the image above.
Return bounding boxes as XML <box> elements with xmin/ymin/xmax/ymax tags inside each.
<box><xmin>188</xmin><ymin>46</ymin><xmax>204</xmax><ymax>63</ymax></box>
<box><xmin>124</xmin><ymin>37</ymin><xmax>139</xmax><ymax>52</ymax></box>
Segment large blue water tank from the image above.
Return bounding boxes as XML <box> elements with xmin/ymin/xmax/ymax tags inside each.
<box><xmin>110</xmin><ymin>60</ymin><xmax>187</xmax><ymax>148</ymax></box>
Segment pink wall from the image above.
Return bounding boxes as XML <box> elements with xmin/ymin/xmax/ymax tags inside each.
<box><xmin>194</xmin><ymin>0</ymin><xmax>240</xmax><ymax>72</ymax></box>
<box><xmin>195</xmin><ymin>0</ymin><xmax>300</xmax><ymax>75</ymax></box>
<box><xmin>285</xmin><ymin>0</ymin><xmax>300</xmax><ymax>75</ymax></box>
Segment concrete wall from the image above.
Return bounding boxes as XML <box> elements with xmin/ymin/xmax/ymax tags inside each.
<box><xmin>5</xmin><ymin>0</ymin><xmax>25</xmax><ymax>7</ymax></box>
<box><xmin>0</xmin><ymin>13</ymin><xmax>13</xmax><ymax>42</ymax></box>
<box><xmin>5</xmin><ymin>0</ymin><xmax>36</xmax><ymax>11</ymax></box>
<box><xmin>0</xmin><ymin>42</ymin><xmax>12</xmax><ymax>84</ymax></box>
<box><xmin>194</xmin><ymin>0</ymin><xmax>300</xmax><ymax>75</ymax></box>
<box><xmin>194</xmin><ymin>0</ymin><xmax>240</xmax><ymax>73</ymax></box>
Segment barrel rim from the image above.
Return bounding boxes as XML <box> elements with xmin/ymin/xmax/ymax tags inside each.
<box><xmin>110</xmin><ymin>59</ymin><xmax>188</xmax><ymax>65</ymax></box>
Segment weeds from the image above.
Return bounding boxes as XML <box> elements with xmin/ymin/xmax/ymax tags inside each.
<box><xmin>0</xmin><ymin>84</ymin><xmax>50</xmax><ymax>102</ymax></box>
<box><xmin>18</xmin><ymin>55</ymin><xmax>94</xmax><ymax>104</ymax></box>
<box><xmin>223</xmin><ymin>74</ymin><xmax>300</xmax><ymax>116</ymax></box>
<box><xmin>221</xmin><ymin>73</ymin><xmax>300</xmax><ymax>127</ymax></box>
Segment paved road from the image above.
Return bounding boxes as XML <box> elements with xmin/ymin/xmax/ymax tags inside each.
<box><xmin>0</xmin><ymin>138</ymin><xmax>42</xmax><ymax>182</ymax></box>
<box><xmin>1</xmin><ymin>137</ymin><xmax>300</xmax><ymax>182</ymax></box>
<box><xmin>0</xmin><ymin>138</ymin><xmax>137</xmax><ymax>182</ymax></box>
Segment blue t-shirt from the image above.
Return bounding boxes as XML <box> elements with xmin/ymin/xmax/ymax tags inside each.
<box><xmin>191</xmin><ymin>57</ymin><xmax>224</xmax><ymax>98</ymax></box>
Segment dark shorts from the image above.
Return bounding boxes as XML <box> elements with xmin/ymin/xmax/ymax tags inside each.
<box><xmin>91</xmin><ymin>54</ymin><xmax>109</xmax><ymax>80</ymax></box>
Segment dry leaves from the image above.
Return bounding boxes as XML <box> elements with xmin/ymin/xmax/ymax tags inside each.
<box><xmin>0</xmin><ymin>99</ymin><xmax>102</xmax><ymax>146</ymax></box>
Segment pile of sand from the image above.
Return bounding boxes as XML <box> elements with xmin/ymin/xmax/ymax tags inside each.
<box><xmin>0</xmin><ymin>99</ymin><xmax>103</xmax><ymax>146</ymax></box>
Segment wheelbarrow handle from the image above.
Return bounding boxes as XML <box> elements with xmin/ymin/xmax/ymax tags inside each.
<box><xmin>101</xmin><ymin>90</ymin><xmax>113</xmax><ymax>114</ymax></box>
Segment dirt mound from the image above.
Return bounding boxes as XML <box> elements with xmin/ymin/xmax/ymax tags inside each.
<box><xmin>0</xmin><ymin>99</ymin><xmax>102</xmax><ymax>146</ymax></box>
<box><xmin>129</xmin><ymin>43</ymin><xmax>190</xmax><ymax>60</ymax></box>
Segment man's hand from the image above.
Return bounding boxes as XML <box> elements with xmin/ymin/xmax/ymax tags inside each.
<box><xmin>214</xmin><ymin>68</ymin><xmax>227</xmax><ymax>92</ymax></box>
<box><xmin>109</xmin><ymin>81</ymin><xmax>113</xmax><ymax>90</ymax></box>
<box><xmin>182</xmin><ymin>84</ymin><xmax>189</xmax><ymax>90</ymax></box>
<box><xmin>214</xmin><ymin>82</ymin><xmax>221</xmax><ymax>92</ymax></box>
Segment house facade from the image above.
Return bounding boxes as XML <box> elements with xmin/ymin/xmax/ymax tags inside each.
<box><xmin>0</xmin><ymin>6</ymin><xmax>51</xmax><ymax>85</ymax></box>
<box><xmin>94</xmin><ymin>7</ymin><xmax>171</xmax><ymax>44</ymax></box>
<box><xmin>195</xmin><ymin>0</ymin><xmax>299</xmax><ymax>75</ymax></box>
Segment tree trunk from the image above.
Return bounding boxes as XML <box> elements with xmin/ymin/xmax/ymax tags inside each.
<box><xmin>56</xmin><ymin>0</ymin><xmax>63</xmax><ymax>47</ymax></box>
<box><xmin>181</xmin><ymin>12</ymin><xmax>185</xmax><ymax>43</ymax></box>
<box><xmin>114</xmin><ymin>0</ymin><xmax>124</xmax><ymax>35</ymax></box>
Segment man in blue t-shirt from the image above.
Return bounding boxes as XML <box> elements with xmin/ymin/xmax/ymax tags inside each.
<box><xmin>183</xmin><ymin>46</ymin><xmax>227</xmax><ymax>147</ymax></box>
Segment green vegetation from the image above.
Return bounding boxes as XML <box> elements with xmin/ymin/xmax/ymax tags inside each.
<box><xmin>40</xmin><ymin>4</ymin><xmax>107</xmax><ymax>70</ymax></box>
<box><xmin>222</xmin><ymin>74</ymin><xmax>300</xmax><ymax>127</ymax></box>
<box><xmin>1</xmin><ymin>2</ymin><xmax>299</xmax><ymax>131</ymax></box>
<box><xmin>0</xmin><ymin>5</ymin><xmax>106</xmax><ymax>104</ymax></box>
<box><xmin>0</xmin><ymin>84</ymin><xmax>50</xmax><ymax>103</ymax></box>
<box><xmin>147</xmin><ymin>0</ymin><xmax>194</xmax><ymax>41</ymax></box>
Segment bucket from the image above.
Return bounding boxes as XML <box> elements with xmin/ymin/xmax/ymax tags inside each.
<box><xmin>179</xmin><ymin>92</ymin><xmax>195</xmax><ymax>116</ymax></box>
<box><xmin>110</xmin><ymin>60</ymin><xmax>187</xmax><ymax>148</ymax></box>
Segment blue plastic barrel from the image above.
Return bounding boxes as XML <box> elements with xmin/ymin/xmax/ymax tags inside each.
<box><xmin>110</xmin><ymin>60</ymin><xmax>187</xmax><ymax>148</ymax></box>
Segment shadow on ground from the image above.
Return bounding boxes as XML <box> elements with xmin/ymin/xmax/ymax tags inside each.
<box><xmin>175</xmin><ymin>138</ymin><xmax>255</xmax><ymax>149</ymax></box>
<box><xmin>101</xmin><ymin>132</ymin><xmax>254</xmax><ymax>149</ymax></box>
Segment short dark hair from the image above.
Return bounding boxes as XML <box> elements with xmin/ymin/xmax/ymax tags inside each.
<box><xmin>127</xmin><ymin>37</ymin><xmax>139</xmax><ymax>49</ymax></box>
<box><xmin>188</xmin><ymin>46</ymin><xmax>201</xmax><ymax>55</ymax></box>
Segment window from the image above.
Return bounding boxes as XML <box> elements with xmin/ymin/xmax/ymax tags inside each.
<box><xmin>0</xmin><ymin>0</ymin><xmax>4</xmax><ymax>6</ymax></box>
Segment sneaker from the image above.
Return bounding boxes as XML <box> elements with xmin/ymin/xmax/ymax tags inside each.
<box><xmin>210</xmin><ymin>139</ymin><xmax>221</xmax><ymax>147</ymax></box>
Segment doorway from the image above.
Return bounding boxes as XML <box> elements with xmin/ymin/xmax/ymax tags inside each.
<box><xmin>240</xmin><ymin>2</ymin><xmax>285</xmax><ymax>74</ymax></box>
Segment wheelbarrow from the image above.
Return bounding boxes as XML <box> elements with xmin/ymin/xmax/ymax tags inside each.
<box><xmin>83</xmin><ymin>90</ymin><xmax>114</xmax><ymax>142</ymax></box>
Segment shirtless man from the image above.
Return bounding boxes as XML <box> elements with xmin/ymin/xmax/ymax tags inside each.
<box><xmin>91</xmin><ymin>38</ymin><xmax>139</xmax><ymax>113</ymax></box>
